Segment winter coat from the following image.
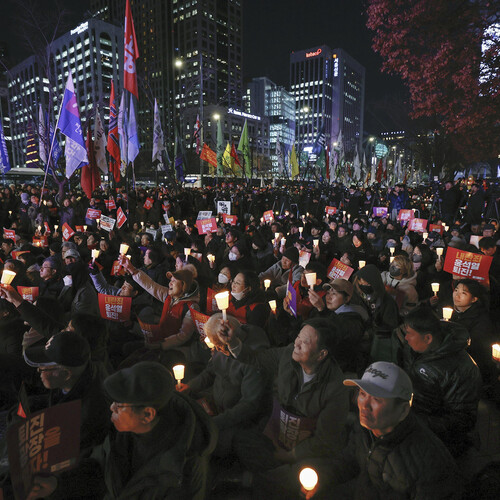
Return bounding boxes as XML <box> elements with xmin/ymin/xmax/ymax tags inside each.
<box><xmin>381</xmin><ymin>271</ymin><xmax>419</xmax><ymax>315</ymax></box>
<box><xmin>258</xmin><ymin>261</ymin><xmax>304</xmax><ymax>288</ymax></box>
<box><xmin>395</xmin><ymin>320</ymin><xmax>481</xmax><ymax>457</ymax></box>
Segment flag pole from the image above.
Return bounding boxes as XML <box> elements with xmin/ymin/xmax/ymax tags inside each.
<box><xmin>40</xmin><ymin>100</ymin><xmax>64</xmax><ymax>204</ymax></box>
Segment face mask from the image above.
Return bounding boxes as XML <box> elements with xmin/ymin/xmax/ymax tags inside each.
<box><xmin>218</xmin><ymin>273</ymin><xmax>229</xmax><ymax>284</ymax></box>
<box><xmin>389</xmin><ymin>265</ymin><xmax>402</xmax><ymax>278</ymax></box>
<box><xmin>63</xmin><ymin>275</ymin><xmax>73</xmax><ymax>287</ymax></box>
<box><xmin>412</xmin><ymin>254</ymin><xmax>422</xmax><ymax>263</ymax></box>
<box><xmin>228</xmin><ymin>252</ymin><xmax>238</xmax><ymax>261</ymax></box>
<box><xmin>359</xmin><ymin>284</ymin><xmax>373</xmax><ymax>295</ymax></box>
<box><xmin>231</xmin><ymin>290</ymin><xmax>246</xmax><ymax>301</ymax></box>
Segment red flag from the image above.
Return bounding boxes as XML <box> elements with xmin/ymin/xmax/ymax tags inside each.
<box><xmin>123</xmin><ymin>0</ymin><xmax>139</xmax><ymax>99</ymax></box>
<box><xmin>200</xmin><ymin>143</ymin><xmax>217</xmax><ymax>167</ymax></box>
<box><xmin>107</xmin><ymin>81</ymin><xmax>121</xmax><ymax>182</ymax></box>
<box><xmin>230</xmin><ymin>142</ymin><xmax>241</xmax><ymax>167</ymax></box>
<box><xmin>81</xmin><ymin>127</ymin><xmax>101</xmax><ymax>199</ymax></box>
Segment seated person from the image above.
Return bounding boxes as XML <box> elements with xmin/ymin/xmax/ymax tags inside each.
<box><xmin>395</xmin><ymin>304</ymin><xmax>481</xmax><ymax>457</ymax></box>
<box><xmin>381</xmin><ymin>254</ymin><xmax>419</xmax><ymax>314</ymax></box>
<box><xmin>259</xmin><ymin>247</ymin><xmax>304</xmax><ymax>298</ymax></box>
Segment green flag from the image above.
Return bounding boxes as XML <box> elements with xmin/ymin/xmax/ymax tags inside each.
<box><xmin>237</xmin><ymin>119</ymin><xmax>251</xmax><ymax>178</ymax></box>
<box><xmin>216</xmin><ymin>118</ymin><xmax>224</xmax><ymax>176</ymax></box>
<box><xmin>315</xmin><ymin>148</ymin><xmax>326</xmax><ymax>178</ymax></box>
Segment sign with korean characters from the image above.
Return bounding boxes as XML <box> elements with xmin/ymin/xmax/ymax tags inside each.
<box><xmin>285</xmin><ymin>281</ymin><xmax>297</xmax><ymax>318</ymax></box>
<box><xmin>17</xmin><ymin>287</ymin><xmax>39</xmax><ymax>303</ymax></box>
<box><xmin>217</xmin><ymin>201</ymin><xmax>231</xmax><ymax>215</ymax></box>
<box><xmin>61</xmin><ymin>223</ymin><xmax>75</xmax><ymax>241</ymax></box>
<box><xmin>326</xmin><ymin>258</ymin><xmax>354</xmax><ymax>280</ymax></box>
<box><xmin>3</xmin><ymin>228</ymin><xmax>15</xmax><ymax>240</ymax></box>
<box><xmin>325</xmin><ymin>206</ymin><xmax>337</xmax><ymax>216</ymax></box>
<box><xmin>397</xmin><ymin>209</ymin><xmax>414</xmax><ymax>222</ymax></box>
<box><xmin>222</xmin><ymin>214</ymin><xmax>237</xmax><ymax>225</ymax></box>
<box><xmin>138</xmin><ymin>318</ymin><xmax>164</xmax><ymax>345</ymax></box>
<box><xmin>117</xmin><ymin>207</ymin><xmax>127</xmax><ymax>229</ymax></box>
<box><xmin>188</xmin><ymin>306</ymin><xmax>210</xmax><ymax>340</ymax></box>
<box><xmin>263</xmin><ymin>210</ymin><xmax>274</xmax><ymax>222</ymax></box>
<box><xmin>85</xmin><ymin>208</ymin><xmax>101</xmax><ymax>220</ymax></box>
<box><xmin>197</xmin><ymin>210</ymin><xmax>212</xmax><ymax>220</ymax></box>
<box><xmin>373</xmin><ymin>207</ymin><xmax>388</xmax><ymax>217</ymax></box>
<box><xmin>99</xmin><ymin>215</ymin><xmax>116</xmax><ymax>232</ymax></box>
<box><xmin>104</xmin><ymin>198</ymin><xmax>116</xmax><ymax>210</ymax></box>
<box><xmin>196</xmin><ymin>218</ymin><xmax>217</xmax><ymax>234</ymax></box>
<box><xmin>8</xmin><ymin>400</ymin><xmax>81</xmax><ymax>500</ymax></box>
<box><xmin>143</xmin><ymin>197</ymin><xmax>154</xmax><ymax>210</ymax></box>
<box><xmin>98</xmin><ymin>294</ymin><xmax>132</xmax><ymax>322</ymax></box>
<box><xmin>429</xmin><ymin>224</ymin><xmax>444</xmax><ymax>235</ymax></box>
<box><xmin>408</xmin><ymin>218</ymin><xmax>428</xmax><ymax>233</ymax></box>
<box><xmin>443</xmin><ymin>247</ymin><xmax>492</xmax><ymax>284</ymax></box>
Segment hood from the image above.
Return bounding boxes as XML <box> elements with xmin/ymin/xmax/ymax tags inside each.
<box><xmin>355</xmin><ymin>264</ymin><xmax>385</xmax><ymax>296</ymax></box>
<box><xmin>335</xmin><ymin>303</ymin><xmax>369</xmax><ymax>322</ymax></box>
<box><xmin>423</xmin><ymin>320</ymin><xmax>471</xmax><ymax>360</ymax></box>
<box><xmin>382</xmin><ymin>271</ymin><xmax>417</xmax><ymax>288</ymax></box>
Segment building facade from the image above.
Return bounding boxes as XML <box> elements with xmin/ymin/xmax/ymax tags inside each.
<box><xmin>290</xmin><ymin>45</ymin><xmax>365</xmax><ymax>156</ymax></box>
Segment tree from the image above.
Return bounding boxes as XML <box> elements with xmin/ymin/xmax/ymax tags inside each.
<box><xmin>366</xmin><ymin>0</ymin><xmax>500</xmax><ymax>162</ymax></box>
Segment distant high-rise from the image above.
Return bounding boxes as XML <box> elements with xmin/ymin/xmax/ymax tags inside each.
<box><xmin>290</xmin><ymin>46</ymin><xmax>365</xmax><ymax>155</ymax></box>
<box><xmin>7</xmin><ymin>19</ymin><xmax>122</xmax><ymax>170</ymax></box>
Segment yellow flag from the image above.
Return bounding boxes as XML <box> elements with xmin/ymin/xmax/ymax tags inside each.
<box><xmin>290</xmin><ymin>144</ymin><xmax>299</xmax><ymax>179</ymax></box>
<box><xmin>222</xmin><ymin>142</ymin><xmax>234</xmax><ymax>175</ymax></box>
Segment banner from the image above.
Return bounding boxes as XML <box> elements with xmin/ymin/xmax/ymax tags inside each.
<box><xmin>61</xmin><ymin>223</ymin><xmax>75</xmax><ymax>241</ymax></box>
<box><xmin>3</xmin><ymin>228</ymin><xmax>15</xmax><ymax>240</ymax></box>
<box><xmin>217</xmin><ymin>201</ymin><xmax>231</xmax><ymax>215</ymax></box>
<box><xmin>373</xmin><ymin>207</ymin><xmax>388</xmax><ymax>217</ymax></box>
<box><xmin>196</xmin><ymin>218</ymin><xmax>217</xmax><ymax>235</ymax></box>
<box><xmin>99</xmin><ymin>215</ymin><xmax>116</xmax><ymax>232</ymax></box>
<box><xmin>443</xmin><ymin>247</ymin><xmax>492</xmax><ymax>283</ymax></box>
<box><xmin>222</xmin><ymin>214</ymin><xmax>237</xmax><ymax>225</ymax></box>
<box><xmin>138</xmin><ymin>318</ymin><xmax>164</xmax><ymax>345</ymax></box>
<box><xmin>197</xmin><ymin>210</ymin><xmax>212</xmax><ymax>220</ymax></box>
<box><xmin>397</xmin><ymin>209</ymin><xmax>414</xmax><ymax>222</ymax></box>
<box><xmin>8</xmin><ymin>400</ymin><xmax>81</xmax><ymax>500</ymax></box>
<box><xmin>143</xmin><ymin>197</ymin><xmax>154</xmax><ymax>210</ymax></box>
<box><xmin>104</xmin><ymin>198</ymin><xmax>116</xmax><ymax>210</ymax></box>
<box><xmin>325</xmin><ymin>206</ymin><xmax>337</xmax><ymax>216</ymax></box>
<box><xmin>161</xmin><ymin>224</ymin><xmax>173</xmax><ymax>235</ymax></box>
<box><xmin>189</xmin><ymin>306</ymin><xmax>210</xmax><ymax>340</ymax></box>
<box><xmin>408</xmin><ymin>218</ymin><xmax>428</xmax><ymax>232</ymax></box>
<box><xmin>326</xmin><ymin>258</ymin><xmax>354</xmax><ymax>280</ymax></box>
<box><xmin>98</xmin><ymin>294</ymin><xmax>132</xmax><ymax>322</ymax></box>
<box><xmin>429</xmin><ymin>223</ymin><xmax>444</xmax><ymax>235</ymax></box>
<box><xmin>117</xmin><ymin>207</ymin><xmax>127</xmax><ymax>229</ymax></box>
<box><xmin>85</xmin><ymin>208</ymin><xmax>101</xmax><ymax>220</ymax></box>
<box><xmin>263</xmin><ymin>210</ymin><xmax>274</xmax><ymax>222</ymax></box>
<box><xmin>17</xmin><ymin>287</ymin><xmax>39</xmax><ymax>303</ymax></box>
<box><xmin>286</xmin><ymin>281</ymin><xmax>297</xmax><ymax>317</ymax></box>
<box><xmin>111</xmin><ymin>260</ymin><xmax>126</xmax><ymax>276</ymax></box>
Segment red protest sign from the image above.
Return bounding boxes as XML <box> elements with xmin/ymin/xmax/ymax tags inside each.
<box><xmin>17</xmin><ymin>287</ymin><xmax>39</xmax><ymax>303</ymax></box>
<box><xmin>397</xmin><ymin>209</ymin><xmax>414</xmax><ymax>222</ymax></box>
<box><xmin>205</xmin><ymin>288</ymin><xmax>219</xmax><ymax>314</ymax></box>
<box><xmin>11</xmin><ymin>251</ymin><xmax>29</xmax><ymax>260</ymax></box>
<box><xmin>373</xmin><ymin>207</ymin><xmax>388</xmax><ymax>217</ymax></box>
<box><xmin>429</xmin><ymin>224</ymin><xmax>444</xmax><ymax>235</ymax></box>
<box><xmin>325</xmin><ymin>206</ymin><xmax>337</xmax><ymax>216</ymax></box>
<box><xmin>263</xmin><ymin>210</ymin><xmax>274</xmax><ymax>222</ymax></box>
<box><xmin>7</xmin><ymin>400</ymin><xmax>81</xmax><ymax>500</ymax></box>
<box><xmin>85</xmin><ymin>208</ymin><xmax>101</xmax><ymax>220</ymax></box>
<box><xmin>3</xmin><ymin>228</ymin><xmax>15</xmax><ymax>240</ymax></box>
<box><xmin>61</xmin><ymin>223</ymin><xmax>75</xmax><ymax>241</ymax></box>
<box><xmin>111</xmin><ymin>260</ymin><xmax>126</xmax><ymax>276</ymax></box>
<box><xmin>327</xmin><ymin>258</ymin><xmax>354</xmax><ymax>280</ymax></box>
<box><xmin>189</xmin><ymin>306</ymin><xmax>210</xmax><ymax>340</ymax></box>
<box><xmin>44</xmin><ymin>222</ymin><xmax>51</xmax><ymax>234</ymax></box>
<box><xmin>98</xmin><ymin>294</ymin><xmax>132</xmax><ymax>322</ymax></box>
<box><xmin>222</xmin><ymin>214</ymin><xmax>237</xmax><ymax>225</ymax></box>
<box><xmin>408</xmin><ymin>218</ymin><xmax>428</xmax><ymax>232</ymax></box>
<box><xmin>117</xmin><ymin>207</ymin><xmax>127</xmax><ymax>229</ymax></box>
<box><xmin>105</xmin><ymin>198</ymin><xmax>116</xmax><ymax>210</ymax></box>
<box><xmin>196</xmin><ymin>218</ymin><xmax>217</xmax><ymax>235</ymax></box>
<box><xmin>138</xmin><ymin>318</ymin><xmax>164</xmax><ymax>345</ymax></box>
<box><xmin>75</xmin><ymin>225</ymin><xmax>84</xmax><ymax>232</ymax></box>
<box><xmin>443</xmin><ymin>247</ymin><xmax>492</xmax><ymax>284</ymax></box>
<box><xmin>143</xmin><ymin>197</ymin><xmax>154</xmax><ymax>210</ymax></box>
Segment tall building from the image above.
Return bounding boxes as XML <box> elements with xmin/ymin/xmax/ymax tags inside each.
<box><xmin>244</xmin><ymin>77</ymin><xmax>295</xmax><ymax>175</ymax></box>
<box><xmin>290</xmin><ymin>45</ymin><xmax>365</xmax><ymax>156</ymax></box>
<box><xmin>7</xmin><ymin>19</ymin><xmax>122</xmax><ymax>170</ymax></box>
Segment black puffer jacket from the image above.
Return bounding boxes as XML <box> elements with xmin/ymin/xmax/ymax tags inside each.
<box><xmin>397</xmin><ymin>321</ymin><xmax>481</xmax><ymax>456</ymax></box>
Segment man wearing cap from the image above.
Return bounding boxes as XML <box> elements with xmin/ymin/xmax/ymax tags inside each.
<box><xmin>27</xmin><ymin>362</ymin><xmax>217</xmax><ymax>500</ymax></box>
<box><xmin>310</xmin><ymin>362</ymin><xmax>461</xmax><ymax>499</ymax></box>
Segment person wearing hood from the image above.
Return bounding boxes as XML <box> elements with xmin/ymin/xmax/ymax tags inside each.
<box><xmin>381</xmin><ymin>254</ymin><xmax>419</xmax><ymax>315</ymax></box>
<box><xmin>395</xmin><ymin>304</ymin><xmax>481</xmax><ymax>457</ymax></box>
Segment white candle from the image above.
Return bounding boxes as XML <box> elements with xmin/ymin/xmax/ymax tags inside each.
<box><xmin>264</xmin><ymin>279</ymin><xmax>271</xmax><ymax>290</ymax></box>
<box><xmin>1</xmin><ymin>270</ymin><xmax>16</xmax><ymax>286</ymax></box>
<box><xmin>269</xmin><ymin>300</ymin><xmax>277</xmax><ymax>313</ymax></box>
<box><xmin>436</xmin><ymin>247</ymin><xmax>444</xmax><ymax>257</ymax></box>
<box><xmin>54</xmin><ymin>225</ymin><xmax>58</xmax><ymax>231</ymax></box>
<box><xmin>444</xmin><ymin>225</ymin><xmax>449</xmax><ymax>232</ymax></box>
<box><xmin>431</xmin><ymin>283</ymin><xmax>440</xmax><ymax>295</ymax></box>
<box><xmin>359</xmin><ymin>260</ymin><xmax>366</xmax><ymax>268</ymax></box>
<box><xmin>390</xmin><ymin>256</ymin><xmax>395</xmax><ymax>263</ymax></box>
<box><xmin>299</xmin><ymin>467</ymin><xmax>318</xmax><ymax>492</ymax></box>
<box><xmin>207</xmin><ymin>254</ymin><xmax>215</xmax><ymax>263</ymax></box>
<box><xmin>492</xmin><ymin>344</ymin><xmax>500</xmax><ymax>362</ymax></box>
<box><xmin>274</xmin><ymin>232</ymin><xmax>280</xmax><ymax>241</ymax></box>
<box><xmin>83</xmin><ymin>225</ymin><xmax>88</xmax><ymax>232</ymax></box>
<box><xmin>313</xmin><ymin>239</ymin><xmax>319</xmax><ymax>247</ymax></box>
<box><xmin>91</xmin><ymin>249</ymin><xmax>100</xmax><ymax>263</ymax></box>
<box><xmin>305</xmin><ymin>272</ymin><xmax>316</xmax><ymax>290</ymax></box>
<box><xmin>299</xmin><ymin>227</ymin><xmax>303</xmax><ymax>235</ymax></box>
<box><xmin>204</xmin><ymin>337</ymin><xmax>215</xmax><ymax>349</ymax></box>
<box><xmin>423</xmin><ymin>232</ymin><xmax>428</xmax><ymax>240</ymax></box>
<box><xmin>183</xmin><ymin>220</ymin><xmax>188</xmax><ymax>226</ymax></box>
<box><xmin>281</xmin><ymin>237</ymin><xmax>286</xmax><ymax>247</ymax></box>
<box><xmin>184</xmin><ymin>248</ymin><xmax>191</xmax><ymax>256</ymax></box>
<box><xmin>389</xmin><ymin>247</ymin><xmax>395</xmax><ymax>255</ymax></box>
<box><xmin>172</xmin><ymin>364</ymin><xmax>185</xmax><ymax>387</ymax></box>
<box><xmin>442</xmin><ymin>307</ymin><xmax>453</xmax><ymax>321</ymax></box>
<box><xmin>215</xmin><ymin>291</ymin><xmax>230</xmax><ymax>320</ymax></box>
<box><xmin>119</xmin><ymin>243</ymin><xmax>129</xmax><ymax>255</ymax></box>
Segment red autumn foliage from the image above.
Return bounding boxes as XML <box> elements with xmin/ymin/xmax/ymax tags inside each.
<box><xmin>366</xmin><ymin>0</ymin><xmax>500</xmax><ymax>162</ymax></box>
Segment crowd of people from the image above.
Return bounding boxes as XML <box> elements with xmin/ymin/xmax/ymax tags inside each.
<box><xmin>0</xmin><ymin>177</ymin><xmax>499</xmax><ymax>499</ymax></box>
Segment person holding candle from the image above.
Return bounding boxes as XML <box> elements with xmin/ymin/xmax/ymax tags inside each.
<box><xmin>394</xmin><ymin>304</ymin><xmax>481</xmax><ymax>457</ymax></box>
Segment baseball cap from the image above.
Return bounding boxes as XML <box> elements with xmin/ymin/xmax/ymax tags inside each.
<box><xmin>63</xmin><ymin>249</ymin><xmax>80</xmax><ymax>260</ymax></box>
<box><xmin>343</xmin><ymin>361</ymin><xmax>413</xmax><ymax>401</ymax></box>
<box><xmin>166</xmin><ymin>269</ymin><xmax>194</xmax><ymax>292</ymax></box>
<box><xmin>323</xmin><ymin>278</ymin><xmax>353</xmax><ymax>300</ymax></box>
<box><xmin>24</xmin><ymin>332</ymin><xmax>90</xmax><ymax>368</ymax></box>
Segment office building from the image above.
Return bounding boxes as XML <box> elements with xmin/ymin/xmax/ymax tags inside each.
<box><xmin>290</xmin><ymin>45</ymin><xmax>365</xmax><ymax>156</ymax></box>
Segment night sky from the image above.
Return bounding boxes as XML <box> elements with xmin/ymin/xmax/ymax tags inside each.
<box><xmin>0</xmin><ymin>0</ymin><xmax>407</xmax><ymax>132</ymax></box>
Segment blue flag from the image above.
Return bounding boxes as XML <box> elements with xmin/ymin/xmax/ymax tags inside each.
<box><xmin>127</xmin><ymin>94</ymin><xmax>140</xmax><ymax>164</ymax></box>
<box><xmin>58</xmin><ymin>73</ymin><xmax>88</xmax><ymax>178</ymax></box>
<box><xmin>174</xmin><ymin>133</ymin><xmax>184</xmax><ymax>182</ymax></box>
<box><xmin>0</xmin><ymin>120</ymin><xmax>11</xmax><ymax>173</ymax></box>
<box><xmin>48</xmin><ymin>115</ymin><xmax>63</xmax><ymax>166</ymax></box>
<box><xmin>312</xmin><ymin>123</ymin><xmax>326</xmax><ymax>155</ymax></box>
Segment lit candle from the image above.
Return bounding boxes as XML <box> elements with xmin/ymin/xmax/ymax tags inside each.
<box><xmin>423</xmin><ymin>232</ymin><xmax>428</xmax><ymax>240</ymax></box>
<box><xmin>444</xmin><ymin>225</ymin><xmax>449</xmax><ymax>232</ymax></box>
<box><xmin>54</xmin><ymin>225</ymin><xmax>59</xmax><ymax>231</ymax></box>
<box><xmin>442</xmin><ymin>307</ymin><xmax>453</xmax><ymax>321</ymax></box>
<box><xmin>96</xmin><ymin>218</ymin><xmax>100</xmax><ymax>227</ymax></box>
<box><xmin>215</xmin><ymin>291</ymin><xmax>230</xmax><ymax>320</ymax></box>
<box><xmin>359</xmin><ymin>260</ymin><xmax>366</xmax><ymax>268</ymax></box>
<box><xmin>347</xmin><ymin>214</ymin><xmax>351</xmax><ymax>220</ymax></box>
<box><xmin>172</xmin><ymin>364</ymin><xmax>185</xmax><ymax>388</ymax></box>
<box><xmin>204</xmin><ymin>336</ymin><xmax>215</xmax><ymax>349</ymax></box>
<box><xmin>281</xmin><ymin>237</ymin><xmax>286</xmax><ymax>247</ymax></box>
<box><xmin>365</xmin><ymin>210</ymin><xmax>369</xmax><ymax>216</ymax></box>
<box><xmin>299</xmin><ymin>227</ymin><xmax>303</xmax><ymax>236</ymax></box>
<box><xmin>0</xmin><ymin>269</ymin><xmax>16</xmax><ymax>286</ymax></box>
<box><xmin>207</xmin><ymin>254</ymin><xmax>215</xmax><ymax>263</ymax></box>
<box><xmin>390</xmin><ymin>256</ymin><xmax>395</xmax><ymax>263</ymax></box>
<box><xmin>274</xmin><ymin>232</ymin><xmax>280</xmax><ymax>241</ymax></box>
<box><xmin>389</xmin><ymin>247</ymin><xmax>395</xmax><ymax>255</ymax></box>
<box><xmin>91</xmin><ymin>249</ymin><xmax>100</xmax><ymax>263</ymax></box>
<box><xmin>83</xmin><ymin>225</ymin><xmax>88</xmax><ymax>232</ymax></box>
<box><xmin>183</xmin><ymin>220</ymin><xmax>188</xmax><ymax>226</ymax></box>
<box><xmin>313</xmin><ymin>239</ymin><xmax>319</xmax><ymax>248</ymax></box>
<box><xmin>305</xmin><ymin>272</ymin><xmax>316</xmax><ymax>290</ymax></box>
<box><xmin>264</xmin><ymin>279</ymin><xmax>271</xmax><ymax>290</ymax></box>
<box><xmin>431</xmin><ymin>283</ymin><xmax>440</xmax><ymax>295</ymax></box>
<box><xmin>184</xmin><ymin>248</ymin><xmax>191</xmax><ymax>256</ymax></box>
<box><xmin>119</xmin><ymin>243</ymin><xmax>129</xmax><ymax>255</ymax></box>
<box><xmin>269</xmin><ymin>300</ymin><xmax>277</xmax><ymax>314</ymax></box>
<box><xmin>260</xmin><ymin>217</ymin><xmax>264</xmax><ymax>223</ymax></box>
<box><xmin>436</xmin><ymin>247</ymin><xmax>443</xmax><ymax>257</ymax></box>
<box><xmin>492</xmin><ymin>344</ymin><xmax>500</xmax><ymax>362</ymax></box>
<box><xmin>299</xmin><ymin>467</ymin><xmax>318</xmax><ymax>492</ymax></box>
